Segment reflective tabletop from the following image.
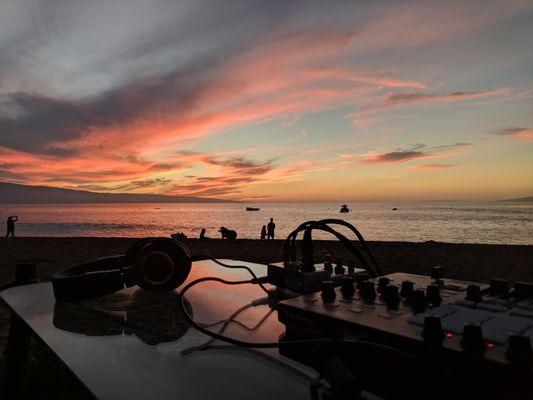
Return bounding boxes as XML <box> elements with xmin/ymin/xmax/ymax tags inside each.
<box><xmin>1</xmin><ymin>260</ymin><xmax>318</xmax><ymax>399</ymax></box>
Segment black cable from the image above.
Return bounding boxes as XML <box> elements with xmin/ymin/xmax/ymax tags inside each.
<box><xmin>284</xmin><ymin>220</ymin><xmax>380</xmax><ymax>277</ymax></box>
<box><xmin>192</xmin><ymin>256</ymin><xmax>274</xmax><ymax>297</ymax></box>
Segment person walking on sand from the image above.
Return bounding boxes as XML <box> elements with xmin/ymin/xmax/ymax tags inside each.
<box><xmin>6</xmin><ymin>215</ymin><xmax>18</xmax><ymax>237</ymax></box>
<box><xmin>267</xmin><ymin>218</ymin><xmax>275</xmax><ymax>240</ymax></box>
<box><xmin>260</xmin><ymin>225</ymin><xmax>267</xmax><ymax>240</ymax></box>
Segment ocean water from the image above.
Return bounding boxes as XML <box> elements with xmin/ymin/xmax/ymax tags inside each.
<box><xmin>1</xmin><ymin>202</ymin><xmax>532</xmax><ymax>245</ymax></box>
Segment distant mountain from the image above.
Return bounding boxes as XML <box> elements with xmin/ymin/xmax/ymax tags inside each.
<box><xmin>496</xmin><ymin>196</ymin><xmax>533</xmax><ymax>203</ymax></box>
<box><xmin>0</xmin><ymin>182</ymin><xmax>235</xmax><ymax>203</ymax></box>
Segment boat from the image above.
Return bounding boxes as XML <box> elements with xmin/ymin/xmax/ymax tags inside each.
<box><xmin>340</xmin><ymin>204</ymin><xmax>350</xmax><ymax>213</ymax></box>
<box><xmin>392</xmin><ymin>207</ymin><xmax>399</xmax><ymax>211</ymax></box>
<box><xmin>246</xmin><ymin>207</ymin><xmax>260</xmax><ymax>211</ymax></box>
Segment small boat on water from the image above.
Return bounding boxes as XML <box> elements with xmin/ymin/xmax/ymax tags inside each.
<box><xmin>246</xmin><ymin>207</ymin><xmax>260</xmax><ymax>211</ymax></box>
<box><xmin>392</xmin><ymin>207</ymin><xmax>399</xmax><ymax>211</ymax></box>
<box><xmin>340</xmin><ymin>204</ymin><xmax>350</xmax><ymax>213</ymax></box>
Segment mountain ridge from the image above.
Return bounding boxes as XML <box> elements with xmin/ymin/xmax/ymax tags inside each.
<box><xmin>0</xmin><ymin>182</ymin><xmax>236</xmax><ymax>203</ymax></box>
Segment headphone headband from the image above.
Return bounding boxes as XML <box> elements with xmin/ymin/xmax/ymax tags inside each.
<box><xmin>52</xmin><ymin>238</ymin><xmax>192</xmax><ymax>302</ymax></box>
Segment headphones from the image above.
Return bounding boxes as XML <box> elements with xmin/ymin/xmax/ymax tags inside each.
<box><xmin>52</xmin><ymin>238</ymin><xmax>192</xmax><ymax>302</ymax></box>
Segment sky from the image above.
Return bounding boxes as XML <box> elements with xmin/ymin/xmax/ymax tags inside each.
<box><xmin>0</xmin><ymin>0</ymin><xmax>532</xmax><ymax>201</ymax></box>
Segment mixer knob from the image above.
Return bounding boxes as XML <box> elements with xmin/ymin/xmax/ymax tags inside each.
<box><xmin>461</xmin><ymin>323</ymin><xmax>485</xmax><ymax>353</ymax></box>
<box><xmin>347</xmin><ymin>259</ymin><xmax>356</xmax><ymax>274</ymax></box>
<box><xmin>340</xmin><ymin>276</ymin><xmax>355</xmax><ymax>297</ymax></box>
<box><xmin>321</xmin><ymin>281</ymin><xmax>337</xmax><ymax>303</ymax></box>
<box><xmin>335</xmin><ymin>257</ymin><xmax>345</xmax><ymax>275</ymax></box>
<box><xmin>409</xmin><ymin>290</ymin><xmax>427</xmax><ymax>314</ymax></box>
<box><xmin>383</xmin><ymin>284</ymin><xmax>400</xmax><ymax>310</ymax></box>
<box><xmin>400</xmin><ymin>280</ymin><xmax>414</xmax><ymax>299</ymax></box>
<box><xmin>360</xmin><ymin>281</ymin><xmax>376</xmax><ymax>305</ymax></box>
<box><xmin>465</xmin><ymin>285</ymin><xmax>482</xmax><ymax>303</ymax></box>
<box><xmin>425</xmin><ymin>285</ymin><xmax>442</xmax><ymax>306</ymax></box>
<box><xmin>377</xmin><ymin>277</ymin><xmax>390</xmax><ymax>294</ymax></box>
<box><xmin>324</xmin><ymin>260</ymin><xmax>333</xmax><ymax>274</ymax></box>
<box><xmin>355</xmin><ymin>273</ymin><xmax>369</xmax><ymax>290</ymax></box>
<box><xmin>506</xmin><ymin>334</ymin><xmax>532</xmax><ymax>367</ymax></box>
<box><xmin>489</xmin><ymin>279</ymin><xmax>509</xmax><ymax>296</ymax></box>
<box><xmin>431</xmin><ymin>266</ymin><xmax>444</xmax><ymax>283</ymax></box>
<box><xmin>423</xmin><ymin>315</ymin><xmax>444</xmax><ymax>343</ymax></box>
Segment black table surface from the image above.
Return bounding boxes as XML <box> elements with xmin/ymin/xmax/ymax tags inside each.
<box><xmin>1</xmin><ymin>259</ymin><xmax>318</xmax><ymax>399</ymax></box>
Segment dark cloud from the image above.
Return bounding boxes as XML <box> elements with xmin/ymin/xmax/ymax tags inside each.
<box><xmin>494</xmin><ymin>127</ymin><xmax>528</xmax><ymax>136</ymax></box>
<box><xmin>363</xmin><ymin>142</ymin><xmax>470</xmax><ymax>164</ymax></box>
<box><xmin>384</xmin><ymin>90</ymin><xmax>490</xmax><ymax>104</ymax></box>
<box><xmin>369</xmin><ymin>150</ymin><xmax>424</xmax><ymax>163</ymax></box>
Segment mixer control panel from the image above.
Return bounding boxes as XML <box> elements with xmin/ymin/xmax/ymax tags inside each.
<box><xmin>278</xmin><ymin>271</ymin><xmax>533</xmax><ymax>369</ymax></box>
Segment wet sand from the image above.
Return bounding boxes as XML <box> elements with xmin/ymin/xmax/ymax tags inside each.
<box><xmin>0</xmin><ymin>237</ymin><xmax>532</xmax><ymax>394</ymax></box>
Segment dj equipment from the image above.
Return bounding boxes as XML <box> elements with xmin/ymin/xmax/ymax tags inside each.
<box><xmin>267</xmin><ymin>219</ymin><xmax>380</xmax><ymax>294</ymax></box>
<box><xmin>52</xmin><ymin>238</ymin><xmax>192</xmax><ymax>301</ymax></box>
<box><xmin>277</xmin><ymin>268</ymin><xmax>533</xmax><ymax>398</ymax></box>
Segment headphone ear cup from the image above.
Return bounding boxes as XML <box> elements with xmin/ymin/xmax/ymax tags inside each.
<box><xmin>133</xmin><ymin>238</ymin><xmax>191</xmax><ymax>292</ymax></box>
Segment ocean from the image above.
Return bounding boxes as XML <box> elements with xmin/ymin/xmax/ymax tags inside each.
<box><xmin>1</xmin><ymin>202</ymin><xmax>532</xmax><ymax>245</ymax></box>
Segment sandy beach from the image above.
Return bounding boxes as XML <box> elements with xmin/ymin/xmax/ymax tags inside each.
<box><xmin>0</xmin><ymin>237</ymin><xmax>532</xmax><ymax>396</ymax></box>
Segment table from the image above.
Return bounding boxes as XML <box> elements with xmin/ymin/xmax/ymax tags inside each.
<box><xmin>1</xmin><ymin>260</ymin><xmax>318</xmax><ymax>399</ymax></box>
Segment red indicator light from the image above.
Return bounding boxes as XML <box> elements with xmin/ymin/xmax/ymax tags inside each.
<box><xmin>446</xmin><ymin>332</ymin><xmax>453</xmax><ymax>338</ymax></box>
<box><xmin>487</xmin><ymin>342</ymin><xmax>494</xmax><ymax>349</ymax></box>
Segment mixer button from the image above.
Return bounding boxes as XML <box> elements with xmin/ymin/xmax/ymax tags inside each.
<box><xmin>321</xmin><ymin>280</ymin><xmax>336</xmax><ymax>303</ymax></box>
<box><xmin>377</xmin><ymin>277</ymin><xmax>390</xmax><ymax>294</ymax></box>
<box><xmin>461</xmin><ymin>323</ymin><xmax>485</xmax><ymax>353</ymax></box>
<box><xmin>400</xmin><ymin>280</ymin><xmax>414</xmax><ymax>299</ymax></box>
<box><xmin>360</xmin><ymin>280</ymin><xmax>376</xmax><ymax>305</ymax></box>
<box><xmin>482</xmin><ymin>315</ymin><xmax>532</xmax><ymax>344</ymax></box>
<box><xmin>383</xmin><ymin>284</ymin><xmax>400</xmax><ymax>310</ymax></box>
<box><xmin>465</xmin><ymin>284</ymin><xmax>482</xmax><ymax>303</ymax></box>
<box><xmin>431</xmin><ymin>266</ymin><xmax>444</xmax><ymax>283</ymax></box>
<box><xmin>425</xmin><ymin>284</ymin><xmax>442</xmax><ymax>306</ymax></box>
<box><xmin>423</xmin><ymin>315</ymin><xmax>444</xmax><ymax>343</ymax></box>
<box><xmin>489</xmin><ymin>279</ymin><xmax>509</xmax><ymax>296</ymax></box>
<box><xmin>347</xmin><ymin>259</ymin><xmax>356</xmax><ymax>274</ymax></box>
<box><xmin>334</xmin><ymin>257</ymin><xmax>345</xmax><ymax>275</ymax></box>
<box><xmin>506</xmin><ymin>334</ymin><xmax>532</xmax><ymax>367</ymax></box>
<box><xmin>355</xmin><ymin>273</ymin><xmax>369</xmax><ymax>290</ymax></box>
<box><xmin>409</xmin><ymin>290</ymin><xmax>427</xmax><ymax>314</ymax></box>
<box><xmin>340</xmin><ymin>276</ymin><xmax>355</xmax><ymax>297</ymax></box>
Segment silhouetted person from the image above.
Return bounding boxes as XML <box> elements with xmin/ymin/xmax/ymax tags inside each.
<box><xmin>199</xmin><ymin>228</ymin><xmax>209</xmax><ymax>240</ymax></box>
<box><xmin>267</xmin><ymin>218</ymin><xmax>275</xmax><ymax>240</ymax></box>
<box><xmin>6</xmin><ymin>216</ymin><xmax>18</xmax><ymax>237</ymax></box>
<box><xmin>260</xmin><ymin>225</ymin><xmax>267</xmax><ymax>240</ymax></box>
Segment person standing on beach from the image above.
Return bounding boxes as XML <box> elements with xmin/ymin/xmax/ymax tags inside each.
<box><xmin>267</xmin><ymin>218</ymin><xmax>275</xmax><ymax>240</ymax></box>
<box><xmin>6</xmin><ymin>216</ymin><xmax>18</xmax><ymax>237</ymax></box>
<box><xmin>260</xmin><ymin>225</ymin><xmax>267</xmax><ymax>240</ymax></box>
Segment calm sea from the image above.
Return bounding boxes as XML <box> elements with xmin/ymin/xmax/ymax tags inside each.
<box><xmin>1</xmin><ymin>202</ymin><xmax>532</xmax><ymax>245</ymax></box>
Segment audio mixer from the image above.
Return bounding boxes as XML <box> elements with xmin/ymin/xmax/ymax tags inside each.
<box><xmin>277</xmin><ymin>267</ymin><xmax>533</xmax><ymax>399</ymax></box>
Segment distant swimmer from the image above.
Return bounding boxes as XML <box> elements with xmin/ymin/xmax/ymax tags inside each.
<box><xmin>6</xmin><ymin>215</ymin><xmax>18</xmax><ymax>237</ymax></box>
<box><xmin>267</xmin><ymin>218</ymin><xmax>275</xmax><ymax>240</ymax></box>
<box><xmin>260</xmin><ymin>225</ymin><xmax>267</xmax><ymax>240</ymax></box>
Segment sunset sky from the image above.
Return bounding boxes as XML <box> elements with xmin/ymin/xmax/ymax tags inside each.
<box><xmin>1</xmin><ymin>0</ymin><xmax>532</xmax><ymax>201</ymax></box>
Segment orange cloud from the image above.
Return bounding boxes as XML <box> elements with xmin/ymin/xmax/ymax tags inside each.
<box><xmin>408</xmin><ymin>164</ymin><xmax>460</xmax><ymax>171</ymax></box>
